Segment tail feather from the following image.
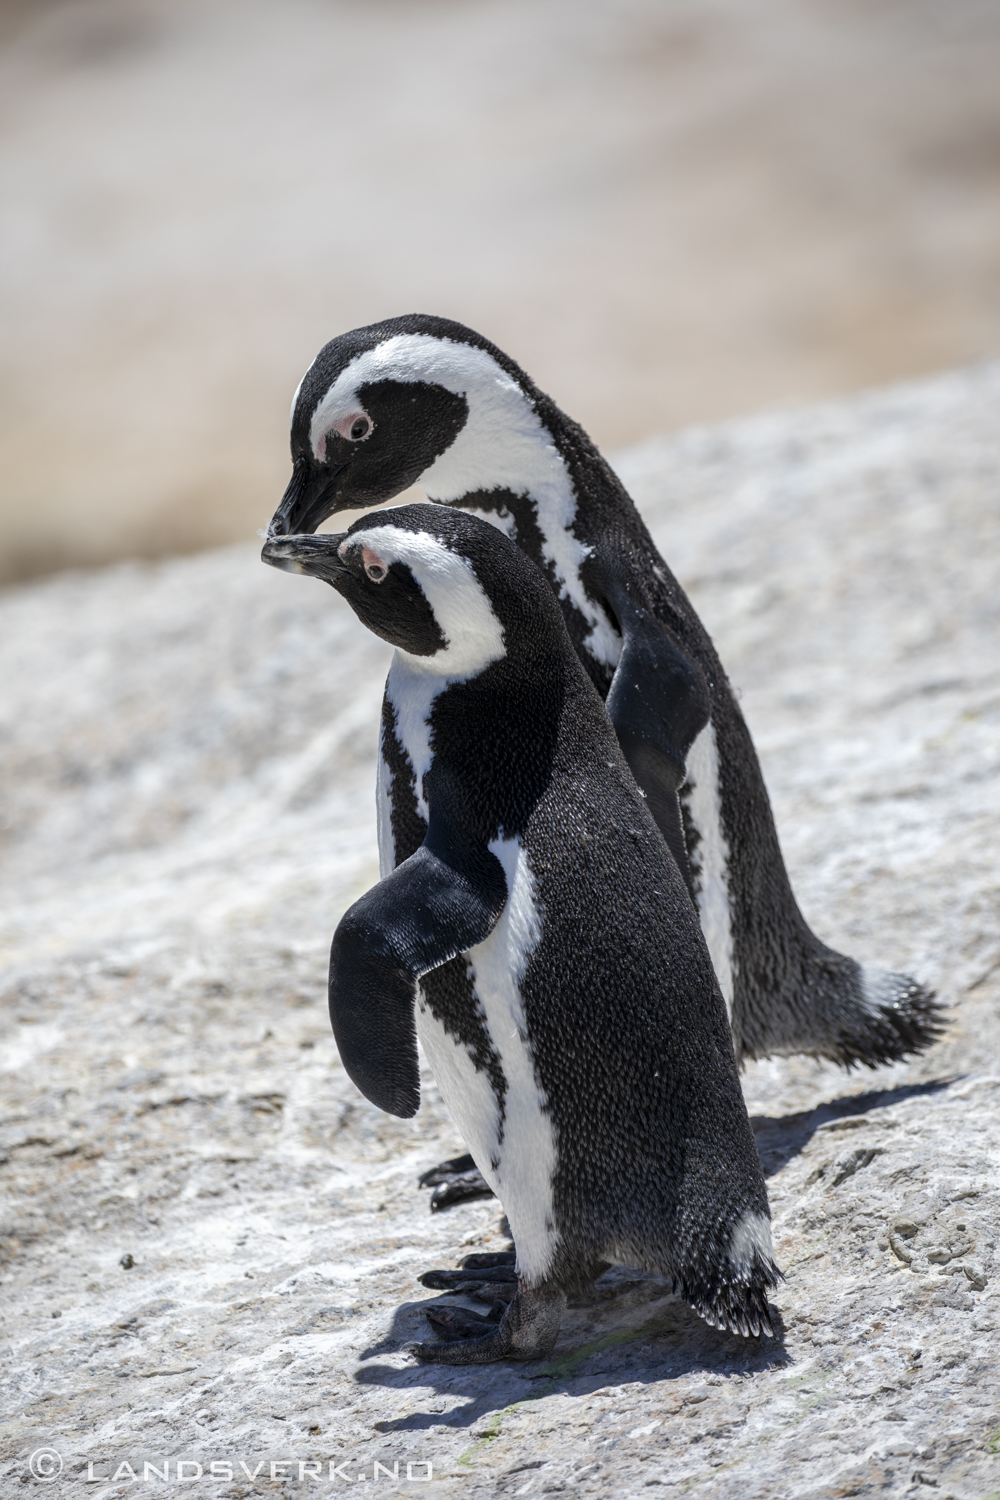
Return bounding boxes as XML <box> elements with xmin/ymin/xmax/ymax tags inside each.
<box><xmin>841</xmin><ymin>967</ymin><xmax>947</xmax><ymax>1069</ymax></box>
<box><xmin>736</xmin><ymin>951</ymin><xmax>946</xmax><ymax>1070</ymax></box>
<box><xmin>680</xmin><ymin>1250</ymin><xmax>783</xmax><ymax>1340</ymax></box>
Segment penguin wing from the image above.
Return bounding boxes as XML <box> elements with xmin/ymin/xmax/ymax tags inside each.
<box><xmin>605</xmin><ymin>606</ymin><xmax>711</xmax><ymax>890</ymax></box>
<box><xmin>329</xmin><ymin>840</ymin><xmax>507</xmax><ymax>1118</ymax></box>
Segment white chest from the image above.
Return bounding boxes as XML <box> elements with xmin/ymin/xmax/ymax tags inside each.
<box><xmin>384</xmin><ymin>656</ymin><xmax>438</xmax><ymax>827</ymax></box>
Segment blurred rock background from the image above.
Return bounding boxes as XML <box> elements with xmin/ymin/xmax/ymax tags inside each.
<box><xmin>2</xmin><ymin>0</ymin><xmax>1000</xmax><ymax>583</ymax></box>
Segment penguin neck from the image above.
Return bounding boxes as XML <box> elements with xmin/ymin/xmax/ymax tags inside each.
<box><xmin>383</xmin><ymin>562</ymin><xmax>510</xmax><ymax>826</ymax></box>
<box><xmin>418</xmin><ymin>362</ymin><xmax>576</xmax><ymax>531</ymax></box>
<box><xmin>419</xmin><ymin>369</ymin><xmax>621</xmax><ymax>672</ymax></box>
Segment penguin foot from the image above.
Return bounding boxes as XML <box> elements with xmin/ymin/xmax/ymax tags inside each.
<box><xmin>408</xmin><ymin>1282</ymin><xmax>566</xmax><ymax>1366</ymax></box>
<box><xmin>419</xmin><ymin>1255</ymin><xmax>517</xmax><ymax>1305</ymax></box>
<box><xmin>417</xmin><ymin>1153</ymin><xmax>496</xmax><ymax>1211</ymax></box>
<box><xmin>422</xmin><ymin>1303</ymin><xmax>504</xmax><ymax>1341</ymax></box>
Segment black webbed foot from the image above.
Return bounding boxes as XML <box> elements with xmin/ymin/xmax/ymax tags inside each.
<box><xmin>409</xmin><ymin>1282</ymin><xmax>566</xmax><ymax>1366</ymax></box>
<box><xmin>417</xmin><ymin>1153</ymin><xmax>496</xmax><ymax>1211</ymax></box>
<box><xmin>423</xmin><ymin>1303</ymin><xmax>505</xmax><ymax>1341</ymax></box>
<box><xmin>461</xmin><ymin>1250</ymin><xmax>516</xmax><ymax>1269</ymax></box>
<box><xmin>419</xmin><ymin>1263</ymin><xmax>517</xmax><ymax>1304</ymax></box>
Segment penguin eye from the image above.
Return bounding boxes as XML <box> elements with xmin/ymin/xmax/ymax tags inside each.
<box><xmin>361</xmin><ymin>544</ymin><xmax>388</xmax><ymax>583</ymax></box>
<box><xmin>328</xmin><ymin>411</ymin><xmax>373</xmax><ymax>449</ymax></box>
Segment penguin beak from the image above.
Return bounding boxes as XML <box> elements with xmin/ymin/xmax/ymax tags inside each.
<box><xmin>261</xmin><ymin>532</ymin><xmax>352</xmax><ymax>584</ymax></box>
<box><xmin>267</xmin><ymin>455</ymin><xmax>348</xmax><ymax>538</ymax></box>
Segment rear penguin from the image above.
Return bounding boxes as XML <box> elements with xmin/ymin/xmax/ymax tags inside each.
<box><xmin>267</xmin><ymin>315</ymin><xmax>942</xmax><ymax>1210</ymax></box>
<box><xmin>263</xmin><ymin>505</ymin><xmax>781</xmax><ymax>1363</ymax></box>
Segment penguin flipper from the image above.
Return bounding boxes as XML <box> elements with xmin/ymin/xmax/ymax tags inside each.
<box><xmin>329</xmin><ymin>842</ymin><xmax>507</xmax><ymax>1119</ymax></box>
<box><xmin>604</xmin><ymin>610</ymin><xmax>711</xmax><ymax>894</ymax></box>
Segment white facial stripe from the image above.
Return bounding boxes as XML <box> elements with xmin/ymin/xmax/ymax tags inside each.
<box><xmin>345</xmin><ymin>524</ymin><xmax>505</xmax><ymax>677</ymax></box>
<box><xmin>311</xmin><ymin>333</ymin><xmax>621</xmax><ymax>669</ymax></box>
<box><xmin>683</xmin><ymin>720</ymin><xmax>735</xmax><ymax>1017</ymax></box>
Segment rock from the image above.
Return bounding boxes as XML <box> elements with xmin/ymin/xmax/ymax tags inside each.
<box><xmin>1</xmin><ymin>364</ymin><xmax>1000</xmax><ymax>1497</ymax></box>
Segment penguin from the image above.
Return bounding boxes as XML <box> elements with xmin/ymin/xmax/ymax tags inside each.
<box><xmin>262</xmin><ymin>504</ymin><xmax>781</xmax><ymax>1363</ymax></box>
<box><xmin>266</xmin><ymin>314</ymin><xmax>942</xmax><ymax>1204</ymax></box>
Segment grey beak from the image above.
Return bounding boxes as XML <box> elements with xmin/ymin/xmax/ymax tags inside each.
<box><xmin>267</xmin><ymin>456</ymin><xmax>349</xmax><ymax>538</ymax></box>
<box><xmin>261</xmin><ymin>532</ymin><xmax>351</xmax><ymax>581</ymax></box>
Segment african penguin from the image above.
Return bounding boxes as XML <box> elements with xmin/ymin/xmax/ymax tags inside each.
<box><xmin>268</xmin><ymin>315</ymin><xmax>942</xmax><ymax>1120</ymax></box>
<box><xmin>262</xmin><ymin>505</ymin><xmax>781</xmax><ymax>1363</ymax></box>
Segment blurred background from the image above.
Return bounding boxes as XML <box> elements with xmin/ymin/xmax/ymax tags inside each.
<box><xmin>1</xmin><ymin>0</ymin><xmax>999</xmax><ymax>584</ymax></box>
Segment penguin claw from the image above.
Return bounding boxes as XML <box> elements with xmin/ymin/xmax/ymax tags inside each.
<box><xmin>417</xmin><ymin>1154</ymin><xmax>496</xmax><ymax>1211</ymax></box>
<box><xmin>422</xmin><ymin>1303</ymin><xmax>505</xmax><ymax>1341</ymax></box>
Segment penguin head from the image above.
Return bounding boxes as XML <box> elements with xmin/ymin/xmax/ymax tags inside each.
<box><xmin>263</xmin><ymin>502</ymin><xmax>559</xmax><ymax>675</ymax></box>
<box><xmin>267</xmin><ymin>314</ymin><xmax>562</xmax><ymax>538</ymax></box>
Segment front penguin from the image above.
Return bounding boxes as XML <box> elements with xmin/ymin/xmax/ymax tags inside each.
<box><xmin>263</xmin><ymin>505</ymin><xmax>780</xmax><ymax>1364</ymax></box>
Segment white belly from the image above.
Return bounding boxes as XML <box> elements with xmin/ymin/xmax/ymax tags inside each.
<box><xmin>683</xmin><ymin>720</ymin><xmax>736</xmax><ymax>1017</ymax></box>
<box><xmin>415</xmin><ymin>836</ymin><xmax>560</xmax><ymax>1286</ymax></box>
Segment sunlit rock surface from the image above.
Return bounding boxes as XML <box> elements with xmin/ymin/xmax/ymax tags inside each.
<box><xmin>1</xmin><ymin>366</ymin><xmax>999</xmax><ymax>1497</ymax></box>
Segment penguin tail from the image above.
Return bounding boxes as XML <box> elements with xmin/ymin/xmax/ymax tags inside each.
<box><xmin>830</xmin><ymin>966</ymin><xmax>946</xmax><ymax>1070</ymax></box>
<box><xmin>682</xmin><ymin>1253</ymin><xmax>784</xmax><ymax>1341</ymax></box>
<box><xmin>678</xmin><ymin>1210</ymin><xmax>784</xmax><ymax>1341</ymax></box>
<box><xmin>737</xmin><ymin>953</ymin><xmax>946</xmax><ymax>1070</ymax></box>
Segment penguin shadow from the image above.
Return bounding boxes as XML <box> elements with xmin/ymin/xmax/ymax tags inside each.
<box><xmin>356</xmin><ymin>1269</ymin><xmax>789</xmax><ymax>1432</ymax></box>
<box><xmin>749</xmin><ymin>1076</ymin><xmax>958</xmax><ymax>1176</ymax></box>
<box><xmin>351</xmin><ymin>1085</ymin><xmax>953</xmax><ymax>1428</ymax></box>
<box><xmin>348</xmin><ymin>1082</ymin><xmax>956</xmax><ymax>1419</ymax></box>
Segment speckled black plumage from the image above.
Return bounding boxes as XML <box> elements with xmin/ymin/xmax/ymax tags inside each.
<box><xmin>263</xmin><ymin>506</ymin><xmax>781</xmax><ymax>1356</ymax></box>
